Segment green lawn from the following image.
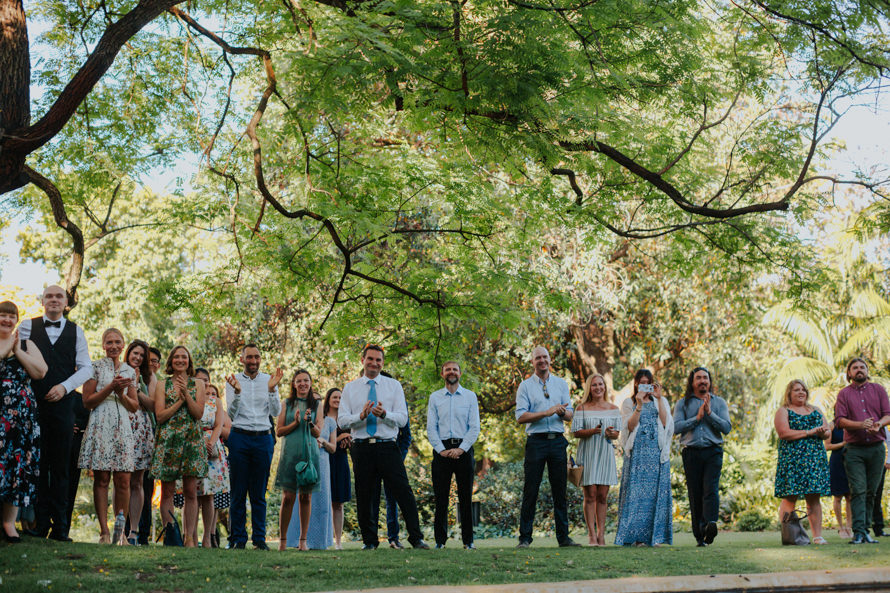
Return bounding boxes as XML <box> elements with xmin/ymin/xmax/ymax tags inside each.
<box><xmin>2</xmin><ymin>531</ymin><xmax>885</xmax><ymax>593</ymax></box>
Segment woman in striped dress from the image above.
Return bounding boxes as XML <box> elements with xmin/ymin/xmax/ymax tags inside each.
<box><xmin>571</xmin><ymin>374</ymin><xmax>620</xmax><ymax>546</ymax></box>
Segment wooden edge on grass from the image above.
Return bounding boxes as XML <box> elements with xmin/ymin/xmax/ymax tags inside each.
<box><xmin>323</xmin><ymin>566</ymin><xmax>890</xmax><ymax>593</ymax></box>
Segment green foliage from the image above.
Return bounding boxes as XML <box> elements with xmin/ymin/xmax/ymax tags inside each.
<box><xmin>735</xmin><ymin>509</ymin><xmax>774</xmax><ymax>532</ymax></box>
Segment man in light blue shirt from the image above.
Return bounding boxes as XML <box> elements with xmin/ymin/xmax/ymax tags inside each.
<box><xmin>515</xmin><ymin>346</ymin><xmax>578</xmax><ymax>548</ymax></box>
<box><xmin>427</xmin><ymin>361</ymin><xmax>480</xmax><ymax>549</ymax></box>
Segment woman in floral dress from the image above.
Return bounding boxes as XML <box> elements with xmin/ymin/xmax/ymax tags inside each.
<box><xmin>774</xmin><ymin>379</ymin><xmax>831</xmax><ymax>544</ymax></box>
<box><xmin>79</xmin><ymin>328</ymin><xmax>139</xmax><ymax>544</ymax></box>
<box><xmin>124</xmin><ymin>339</ymin><xmax>155</xmax><ymax>545</ymax></box>
<box><xmin>151</xmin><ymin>345</ymin><xmax>207</xmax><ymax>547</ymax></box>
<box><xmin>0</xmin><ymin>301</ymin><xmax>47</xmax><ymax>544</ymax></box>
<box><xmin>197</xmin><ymin>382</ymin><xmax>230</xmax><ymax>548</ymax></box>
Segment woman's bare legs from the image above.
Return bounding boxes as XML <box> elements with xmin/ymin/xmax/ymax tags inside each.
<box><xmin>594</xmin><ymin>485</ymin><xmax>610</xmax><ymax>546</ymax></box>
<box><xmin>127</xmin><ymin>469</ymin><xmax>145</xmax><ymax>541</ymax></box>
<box><xmin>279</xmin><ymin>490</ymin><xmax>296</xmax><ymax>550</ymax></box>
<box><xmin>182</xmin><ymin>477</ymin><xmax>199</xmax><ymax>547</ymax></box>
<box><xmin>582</xmin><ymin>485</ymin><xmax>597</xmax><ymax>544</ymax></box>
<box><xmin>93</xmin><ymin>470</ymin><xmax>111</xmax><ymax>542</ymax></box>
<box><xmin>298</xmin><ymin>491</ymin><xmax>311</xmax><ymax>550</ymax></box>
<box><xmin>332</xmin><ymin>501</ymin><xmax>344</xmax><ymax>549</ymax></box>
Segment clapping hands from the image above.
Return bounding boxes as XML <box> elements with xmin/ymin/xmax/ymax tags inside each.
<box><xmin>225</xmin><ymin>374</ymin><xmax>242</xmax><ymax>394</ymax></box>
<box><xmin>268</xmin><ymin>367</ymin><xmax>283</xmax><ymax>391</ymax></box>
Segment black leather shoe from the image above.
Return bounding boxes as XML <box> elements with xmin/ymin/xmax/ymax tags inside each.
<box><xmin>49</xmin><ymin>532</ymin><xmax>73</xmax><ymax>542</ymax></box>
<box><xmin>850</xmin><ymin>533</ymin><xmax>867</xmax><ymax>544</ymax></box>
<box><xmin>704</xmin><ymin>521</ymin><xmax>718</xmax><ymax>545</ymax></box>
<box><xmin>559</xmin><ymin>538</ymin><xmax>581</xmax><ymax>547</ymax></box>
<box><xmin>517</xmin><ymin>541</ymin><xmax>531</xmax><ymax>549</ymax></box>
<box><xmin>874</xmin><ymin>529</ymin><xmax>886</xmax><ymax>537</ymax></box>
<box><xmin>411</xmin><ymin>540</ymin><xmax>430</xmax><ymax>550</ymax></box>
<box><xmin>361</xmin><ymin>544</ymin><xmax>378</xmax><ymax>550</ymax></box>
<box><xmin>227</xmin><ymin>541</ymin><xmax>246</xmax><ymax>549</ymax></box>
<box><xmin>435</xmin><ymin>543</ymin><xmax>446</xmax><ymax>549</ymax></box>
<box><xmin>464</xmin><ymin>543</ymin><xmax>476</xmax><ymax>550</ymax></box>
<box><xmin>864</xmin><ymin>534</ymin><xmax>880</xmax><ymax>544</ymax></box>
<box><xmin>253</xmin><ymin>541</ymin><xmax>270</xmax><ymax>550</ymax></box>
<box><xmin>696</xmin><ymin>541</ymin><xmax>708</xmax><ymax>547</ymax></box>
<box><xmin>389</xmin><ymin>539</ymin><xmax>404</xmax><ymax>550</ymax></box>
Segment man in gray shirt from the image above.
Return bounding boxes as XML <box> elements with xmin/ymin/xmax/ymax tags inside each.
<box><xmin>673</xmin><ymin>367</ymin><xmax>732</xmax><ymax>547</ymax></box>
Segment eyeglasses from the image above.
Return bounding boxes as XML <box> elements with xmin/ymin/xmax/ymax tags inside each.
<box><xmin>541</xmin><ymin>381</ymin><xmax>550</xmax><ymax>399</ymax></box>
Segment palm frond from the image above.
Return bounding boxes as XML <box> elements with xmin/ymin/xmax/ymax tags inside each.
<box><xmin>849</xmin><ymin>288</ymin><xmax>890</xmax><ymax>318</ymax></box>
<box><xmin>762</xmin><ymin>302</ymin><xmax>834</xmax><ymax>366</ymax></box>
<box><xmin>754</xmin><ymin>356</ymin><xmax>836</xmax><ymax>442</ymax></box>
<box><xmin>836</xmin><ymin>320</ymin><xmax>890</xmax><ymax>362</ymax></box>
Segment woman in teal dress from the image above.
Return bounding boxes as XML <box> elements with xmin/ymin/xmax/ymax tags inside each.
<box><xmin>276</xmin><ymin>369</ymin><xmax>322</xmax><ymax>551</ymax></box>
<box><xmin>774</xmin><ymin>379</ymin><xmax>831</xmax><ymax>544</ymax></box>
<box><xmin>151</xmin><ymin>345</ymin><xmax>207</xmax><ymax>547</ymax></box>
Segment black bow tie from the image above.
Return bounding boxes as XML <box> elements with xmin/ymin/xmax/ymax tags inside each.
<box><xmin>45</xmin><ymin>320</ymin><xmax>62</xmax><ymax>328</ymax></box>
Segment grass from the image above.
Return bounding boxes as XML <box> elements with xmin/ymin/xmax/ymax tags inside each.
<box><xmin>2</xmin><ymin>531</ymin><xmax>886</xmax><ymax>593</ymax></box>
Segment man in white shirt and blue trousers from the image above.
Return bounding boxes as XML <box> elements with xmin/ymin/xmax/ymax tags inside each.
<box><xmin>427</xmin><ymin>361</ymin><xmax>480</xmax><ymax>549</ymax></box>
<box><xmin>515</xmin><ymin>346</ymin><xmax>578</xmax><ymax>548</ymax></box>
<box><xmin>339</xmin><ymin>344</ymin><xmax>429</xmax><ymax>549</ymax></box>
<box><xmin>225</xmin><ymin>344</ymin><xmax>281</xmax><ymax>550</ymax></box>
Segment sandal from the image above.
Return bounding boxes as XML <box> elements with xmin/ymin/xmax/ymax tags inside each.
<box><xmin>813</xmin><ymin>536</ymin><xmax>828</xmax><ymax>544</ymax></box>
<box><xmin>299</xmin><ymin>538</ymin><xmax>308</xmax><ymax>551</ymax></box>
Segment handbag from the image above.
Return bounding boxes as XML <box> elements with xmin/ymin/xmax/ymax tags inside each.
<box><xmin>156</xmin><ymin>510</ymin><xmax>184</xmax><ymax>547</ymax></box>
<box><xmin>295</xmin><ymin>460</ymin><xmax>319</xmax><ymax>488</ymax></box>
<box><xmin>567</xmin><ymin>455</ymin><xmax>584</xmax><ymax>488</ymax></box>
<box><xmin>781</xmin><ymin>510</ymin><xmax>810</xmax><ymax>545</ymax></box>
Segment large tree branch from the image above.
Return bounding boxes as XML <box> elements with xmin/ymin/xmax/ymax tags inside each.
<box><xmin>2</xmin><ymin>0</ymin><xmax>184</xmax><ymax>156</ymax></box>
<box><xmin>23</xmin><ymin>166</ymin><xmax>84</xmax><ymax>306</ymax></box>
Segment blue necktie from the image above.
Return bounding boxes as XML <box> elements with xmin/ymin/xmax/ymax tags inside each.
<box><xmin>367</xmin><ymin>379</ymin><xmax>377</xmax><ymax>436</ymax></box>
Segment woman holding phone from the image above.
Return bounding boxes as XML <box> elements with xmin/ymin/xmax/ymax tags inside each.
<box><xmin>615</xmin><ymin>369</ymin><xmax>674</xmax><ymax>546</ymax></box>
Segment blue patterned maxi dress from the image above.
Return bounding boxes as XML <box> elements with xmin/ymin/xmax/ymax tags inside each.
<box><xmin>615</xmin><ymin>400</ymin><xmax>673</xmax><ymax>545</ymax></box>
<box><xmin>286</xmin><ymin>415</ymin><xmax>334</xmax><ymax>549</ymax></box>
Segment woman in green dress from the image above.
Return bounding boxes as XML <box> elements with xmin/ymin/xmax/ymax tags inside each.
<box><xmin>151</xmin><ymin>346</ymin><xmax>207</xmax><ymax>547</ymax></box>
<box><xmin>774</xmin><ymin>379</ymin><xmax>831</xmax><ymax>544</ymax></box>
<box><xmin>276</xmin><ymin>369</ymin><xmax>322</xmax><ymax>550</ymax></box>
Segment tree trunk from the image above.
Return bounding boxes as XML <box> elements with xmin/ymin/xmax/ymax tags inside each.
<box><xmin>566</xmin><ymin>315</ymin><xmax>615</xmax><ymax>393</ymax></box>
<box><xmin>0</xmin><ymin>0</ymin><xmax>30</xmax><ymax>192</ymax></box>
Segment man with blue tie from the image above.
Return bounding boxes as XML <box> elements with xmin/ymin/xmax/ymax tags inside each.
<box><xmin>427</xmin><ymin>361</ymin><xmax>480</xmax><ymax>549</ymax></box>
<box><xmin>515</xmin><ymin>346</ymin><xmax>578</xmax><ymax>548</ymax></box>
<box><xmin>338</xmin><ymin>344</ymin><xmax>429</xmax><ymax>549</ymax></box>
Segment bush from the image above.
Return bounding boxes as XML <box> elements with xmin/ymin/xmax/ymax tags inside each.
<box><xmin>735</xmin><ymin>509</ymin><xmax>773</xmax><ymax>531</ymax></box>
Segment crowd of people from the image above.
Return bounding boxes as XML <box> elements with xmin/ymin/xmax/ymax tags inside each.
<box><xmin>1</xmin><ymin>285</ymin><xmax>889</xmax><ymax>549</ymax></box>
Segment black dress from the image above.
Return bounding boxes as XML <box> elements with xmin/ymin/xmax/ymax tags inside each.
<box><xmin>829</xmin><ymin>426</ymin><xmax>850</xmax><ymax>496</ymax></box>
<box><xmin>330</xmin><ymin>427</ymin><xmax>351</xmax><ymax>503</ymax></box>
<box><xmin>0</xmin><ymin>352</ymin><xmax>41</xmax><ymax>507</ymax></box>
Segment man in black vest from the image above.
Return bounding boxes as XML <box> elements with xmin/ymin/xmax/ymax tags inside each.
<box><xmin>19</xmin><ymin>285</ymin><xmax>93</xmax><ymax>541</ymax></box>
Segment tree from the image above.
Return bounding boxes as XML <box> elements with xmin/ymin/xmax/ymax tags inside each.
<box><xmin>2</xmin><ymin>0</ymin><xmax>888</xmax><ymax>312</ymax></box>
<box><xmin>758</xmin><ymin>224</ymin><xmax>890</xmax><ymax>439</ymax></box>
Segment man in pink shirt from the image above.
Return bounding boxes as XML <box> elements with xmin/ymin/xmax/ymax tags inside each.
<box><xmin>834</xmin><ymin>357</ymin><xmax>890</xmax><ymax>544</ymax></box>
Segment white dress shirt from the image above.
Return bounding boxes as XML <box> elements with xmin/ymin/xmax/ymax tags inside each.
<box><xmin>338</xmin><ymin>374</ymin><xmax>408</xmax><ymax>440</ymax></box>
<box><xmin>225</xmin><ymin>372</ymin><xmax>282</xmax><ymax>431</ymax></box>
<box><xmin>427</xmin><ymin>384</ymin><xmax>481</xmax><ymax>453</ymax></box>
<box><xmin>19</xmin><ymin>316</ymin><xmax>93</xmax><ymax>394</ymax></box>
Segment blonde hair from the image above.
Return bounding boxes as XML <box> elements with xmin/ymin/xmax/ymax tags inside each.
<box><xmin>101</xmin><ymin>327</ymin><xmax>125</xmax><ymax>344</ymax></box>
<box><xmin>782</xmin><ymin>379</ymin><xmax>810</xmax><ymax>408</ymax></box>
<box><xmin>580</xmin><ymin>374</ymin><xmax>609</xmax><ymax>406</ymax></box>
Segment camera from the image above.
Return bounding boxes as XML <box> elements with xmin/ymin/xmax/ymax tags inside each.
<box><xmin>638</xmin><ymin>383</ymin><xmax>654</xmax><ymax>393</ymax></box>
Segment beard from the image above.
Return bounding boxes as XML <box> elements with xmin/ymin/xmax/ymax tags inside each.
<box><xmin>445</xmin><ymin>375</ymin><xmax>459</xmax><ymax>385</ymax></box>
